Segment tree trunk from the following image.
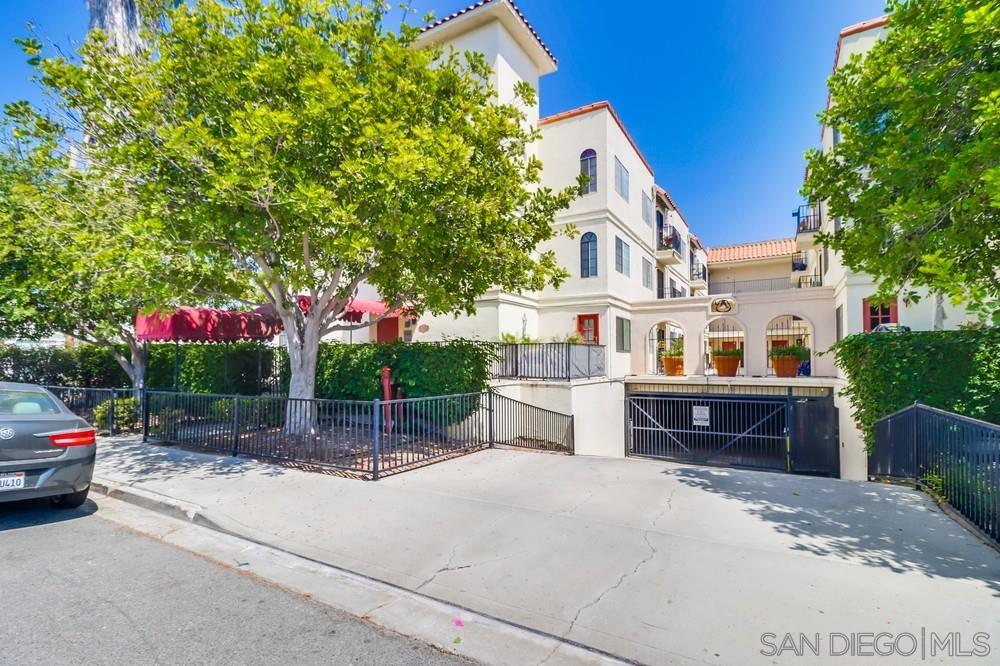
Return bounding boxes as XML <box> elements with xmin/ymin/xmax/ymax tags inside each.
<box><xmin>282</xmin><ymin>315</ymin><xmax>321</xmax><ymax>435</ymax></box>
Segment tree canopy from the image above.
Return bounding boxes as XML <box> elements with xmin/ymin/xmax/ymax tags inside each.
<box><xmin>5</xmin><ymin>0</ymin><xmax>577</xmax><ymax>410</ymax></box>
<box><xmin>803</xmin><ymin>0</ymin><xmax>1000</xmax><ymax>322</ymax></box>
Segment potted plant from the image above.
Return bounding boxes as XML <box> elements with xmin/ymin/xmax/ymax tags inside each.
<box><xmin>711</xmin><ymin>347</ymin><xmax>742</xmax><ymax>377</ymax></box>
<box><xmin>769</xmin><ymin>345</ymin><xmax>810</xmax><ymax>378</ymax></box>
<box><xmin>659</xmin><ymin>339</ymin><xmax>684</xmax><ymax>376</ymax></box>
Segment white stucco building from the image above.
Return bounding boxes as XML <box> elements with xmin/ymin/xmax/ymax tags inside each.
<box><xmin>342</xmin><ymin>3</ymin><xmax>980</xmax><ymax>481</ymax></box>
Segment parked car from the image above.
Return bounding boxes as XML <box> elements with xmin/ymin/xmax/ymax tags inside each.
<box><xmin>0</xmin><ymin>382</ymin><xmax>95</xmax><ymax>508</ymax></box>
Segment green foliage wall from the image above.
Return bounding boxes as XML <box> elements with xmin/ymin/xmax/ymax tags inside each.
<box><xmin>1</xmin><ymin>340</ymin><xmax>492</xmax><ymax>400</ymax></box>
<box><xmin>313</xmin><ymin>341</ymin><xmax>494</xmax><ymax>400</ymax></box>
<box><xmin>0</xmin><ymin>341</ymin><xmax>279</xmax><ymax>393</ymax></box>
<box><xmin>831</xmin><ymin>329</ymin><xmax>1000</xmax><ymax>446</ymax></box>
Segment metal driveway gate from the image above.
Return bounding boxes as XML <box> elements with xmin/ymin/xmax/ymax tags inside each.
<box><xmin>626</xmin><ymin>390</ymin><xmax>839</xmax><ymax>476</ymax></box>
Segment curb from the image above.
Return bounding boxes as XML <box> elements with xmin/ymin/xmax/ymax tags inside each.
<box><xmin>90</xmin><ymin>475</ymin><xmax>634</xmax><ymax>666</ymax></box>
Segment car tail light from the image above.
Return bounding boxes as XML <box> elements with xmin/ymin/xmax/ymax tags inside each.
<box><xmin>48</xmin><ymin>429</ymin><xmax>96</xmax><ymax>447</ymax></box>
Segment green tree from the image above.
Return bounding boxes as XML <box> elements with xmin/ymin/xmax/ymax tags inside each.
<box><xmin>10</xmin><ymin>0</ymin><xmax>576</xmax><ymax>429</ymax></box>
<box><xmin>803</xmin><ymin>0</ymin><xmax>1000</xmax><ymax>322</ymax></box>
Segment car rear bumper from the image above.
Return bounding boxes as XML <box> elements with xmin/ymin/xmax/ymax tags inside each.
<box><xmin>0</xmin><ymin>446</ymin><xmax>95</xmax><ymax>503</ymax></box>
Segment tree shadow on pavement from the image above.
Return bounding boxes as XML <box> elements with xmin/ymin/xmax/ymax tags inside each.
<box><xmin>97</xmin><ymin>435</ymin><xmax>287</xmax><ymax>482</ymax></box>
<box><xmin>663</xmin><ymin>465</ymin><xmax>1000</xmax><ymax>595</ymax></box>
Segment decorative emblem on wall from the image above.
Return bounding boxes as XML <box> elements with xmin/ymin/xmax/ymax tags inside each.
<box><xmin>711</xmin><ymin>298</ymin><xmax>735</xmax><ymax>314</ymax></box>
<box><xmin>418</xmin><ymin>324</ymin><xmax>429</xmax><ymax>333</ymax></box>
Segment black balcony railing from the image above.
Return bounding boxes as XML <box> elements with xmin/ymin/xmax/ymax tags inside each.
<box><xmin>669</xmin><ymin>287</ymin><xmax>684</xmax><ymax>298</ymax></box>
<box><xmin>791</xmin><ymin>252</ymin><xmax>808</xmax><ymax>272</ymax></box>
<box><xmin>794</xmin><ymin>204</ymin><xmax>822</xmax><ymax>233</ymax></box>
<box><xmin>658</xmin><ymin>228</ymin><xmax>682</xmax><ymax>252</ymax></box>
<box><xmin>709</xmin><ymin>276</ymin><xmax>822</xmax><ymax>295</ymax></box>
<box><xmin>690</xmin><ymin>263</ymin><xmax>706</xmax><ymax>282</ymax></box>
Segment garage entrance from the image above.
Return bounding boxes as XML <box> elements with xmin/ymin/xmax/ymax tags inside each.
<box><xmin>626</xmin><ymin>386</ymin><xmax>839</xmax><ymax>477</ymax></box>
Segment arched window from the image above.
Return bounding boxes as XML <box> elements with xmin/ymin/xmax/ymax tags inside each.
<box><xmin>579</xmin><ymin>149</ymin><xmax>597</xmax><ymax>194</ymax></box>
<box><xmin>580</xmin><ymin>232</ymin><xmax>597</xmax><ymax>277</ymax></box>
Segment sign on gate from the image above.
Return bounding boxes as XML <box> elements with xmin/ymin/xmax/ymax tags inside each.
<box><xmin>692</xmin><ymin>405</ymin><xmax>710</xmax><ymax>427</ymax></box>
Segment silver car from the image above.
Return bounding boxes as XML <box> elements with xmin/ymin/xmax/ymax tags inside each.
<box><xmin>0</xmin><ymin>382</ymin><xmax>96</xmax><ymax>508</ymax></box>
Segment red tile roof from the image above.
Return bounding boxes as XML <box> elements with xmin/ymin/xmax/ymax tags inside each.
<box><xmin>540</xmin><ymin>101</ymin><xmax>654</xmax><ymax>176</ymax></box>
<box><xmin>706</xmin><ymin>238</ymin><xmax>797</xmax><ymax>264</ymax></box>
<box><xmin>421</xmin><ymin>0</ymin><xmax>557</xmax><ymax>67</ymax></box>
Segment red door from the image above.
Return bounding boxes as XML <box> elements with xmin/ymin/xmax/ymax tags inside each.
<box><xmin>577</xmin><ymin>314</ymin><xmax>599</xmax><ymax>345</ymax></box>
<box><xmin>377</xmin><ymin>317</ymin><xmax>400</xmax><ymax>343</ymax></box>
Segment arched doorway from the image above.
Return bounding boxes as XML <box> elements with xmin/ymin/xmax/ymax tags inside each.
<box><xmin>703</xmin><ymin>317</ymin><xmax>745</xmax><ymax>376</ymax></box>
<box><xmin>765</xmin><ymin>315</ymin><xmax>813</xmax><ymax>376</ymax></box>
<box><xmin>646</xmin><ymin>321</ymin><xmax>685</xmax><ymax>375</ymax></box>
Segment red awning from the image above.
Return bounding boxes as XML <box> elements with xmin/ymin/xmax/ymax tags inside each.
<box><xmin>136</xmin><ymin>307</ymin><xmax>279</xmax><ymax>343</ymax></box>
<box><xmin>136</xmin><ymin>298</ymin><xmax>395</xmax><ymax>343</ymax></box>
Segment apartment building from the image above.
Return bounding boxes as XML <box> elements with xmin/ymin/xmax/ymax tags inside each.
<box><xmin>798</xmin><ymin>16</ymin><xmax>969</xmax><ymax>340</ymax></box>
<box><xmin>397</xmin><ymin>0</ymin><xmax>704</xmax><ymax>380</ymax></box>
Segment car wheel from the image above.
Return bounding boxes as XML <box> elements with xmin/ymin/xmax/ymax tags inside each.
<box><xmin>51</xmin><ymin>488</ymin><xmax>89</xmax><ymax>509</ymax></box>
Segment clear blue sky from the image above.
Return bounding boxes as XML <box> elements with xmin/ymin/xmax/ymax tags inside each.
<box><xmin>0</xmin><ymin>0</ymin><xmax>885</xmax><ymax>247</ymax></box>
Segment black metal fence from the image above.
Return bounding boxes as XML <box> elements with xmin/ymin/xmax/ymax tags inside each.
<box><xmin>872</xmin><ymin>403</ymin><xmax>999</xmax><ymax>544</ymax></box>
<box><xmin>45</xmin><ymin>385</ymin><xmax>138</xmax><ymax>432</ymax></box>
<box><xmin>51</xmin><ymin>386</ymin><xmax>574</xmax><ymax>480</ymax></box>
<box><xmin>490</xmin><ymin>343</ymin><xmax>606</xmax><ymax>380</ymax></box>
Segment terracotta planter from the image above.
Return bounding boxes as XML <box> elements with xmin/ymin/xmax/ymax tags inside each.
<box><xmin>661</xmin><ymin>356</ymin><xmax>684</xmax><ymax>376</ymax></box>
<box><xmin>713</xmin><ymin>355</ymin><xmax>741</xmax><ymax>377</ymax></box>
<box><xmin>772</xmin><ymin>355</ymin><xmax>800</xmax><ymax>378</ymax></box>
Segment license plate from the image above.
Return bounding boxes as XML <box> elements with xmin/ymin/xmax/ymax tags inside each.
<box><xmin>0</xmin><ymin>472</ymin><xmax>25</xmax><ymax>491</ymax></box>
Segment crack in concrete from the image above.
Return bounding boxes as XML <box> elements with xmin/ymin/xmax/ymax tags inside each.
<box><xmin>650</xmin><ymin>487</ymin><xmax>677</xmax><ymax>529</ymax></box>
<box><xmin>560</xmin><ymin>532</ymin><xmax>658</xmax><ymax>643</ymax></box>
<box><xmin>561</xmin><ymin>490</ymin><xmax>594</xmax><ymax>516</ymax></box>
<box><xmin>415</xmin><ymin>543</ymin><xmax>460</xmax><ymax>591</ymax></box>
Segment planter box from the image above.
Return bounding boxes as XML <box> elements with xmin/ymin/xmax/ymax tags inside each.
<box><xmin>661</xmin><ymin>356</ymin><xmax>684</xmax><ymax>376</ymax></box>
<box><xmin>713</xmin><ymin>355</ymin><xmax>740</xmax><ymax>377</ymax></box>
<box><xmin>772</xmin><ymin>356</ymin><xmax>800</xmax><ymax>378</ymax></box>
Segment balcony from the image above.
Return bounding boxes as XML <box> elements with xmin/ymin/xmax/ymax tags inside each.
<box><xmin>690</xmin><ymin>262</ymin><xmax>707</xmax><ymax>288</ymax></box>
<box><xmin>708</xmin><ymin>275</ymin><xmax>823</xmax><ymax>295</ymax></box>
<box><xmin>656</xmin><ymin>227</ymin><xmax>683</xmax><ymax>265</ymax></box>
<box><xmin>791</xmin><ymin>252</ymin><xmax>808</xmax><ymax>273</ymax></box>
<box><xmin>794</xmin><ymin>204</ymin><xmax>822</xmax><ymax>250</ymax></box>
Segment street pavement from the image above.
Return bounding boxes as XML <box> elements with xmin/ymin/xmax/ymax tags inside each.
<box><xmin>0</xmin><ymin>497</ymin><xmax>469</xmax><ymax>666</ymax></box>
<box><xmin>93</xmin><ymin>436</ymin><xmax>1000</xmax><ymax>665</ymax></box>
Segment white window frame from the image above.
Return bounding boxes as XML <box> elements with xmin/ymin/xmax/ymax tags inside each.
<box><xmin>642</xmin><ymin>257</ymin><xmax>653</xmax><ymax>289</ymax></box>
<box><xmin>641</xmin><ymin>192</ymin><xmax>652</xmax><ymax>225</ymax></box>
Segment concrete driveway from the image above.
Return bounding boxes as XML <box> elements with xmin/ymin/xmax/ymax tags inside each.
<box><xmin>95</xmin><ymin>439</ymin><xmax>1000</xmax><ymax>665</ymax></box>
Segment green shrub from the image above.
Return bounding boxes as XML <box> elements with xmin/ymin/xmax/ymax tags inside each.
<box><xmin>0</xmin><ymin>344</ymin><xmax>78</xmax><ymax>385</ymax></box>
<box><xmin>660</xmin><ymin>339</ymin><xmax>684</xmax><ymax>357</ymax></box>
<box><xmin>769</xmin><ymin>345</ymin><xmax>810</xmax><ymax>360</ymax></box>
<box><xmin>93</xmin><ymin>397</ymin><xmax>141</xmax><ymax>432</ymax></box>
<box><xmin>314</xmin><ymin>341</ymin><xmax>492</xmax><ymax>401</ymax></box>
<box><xmin>712</xmin><ymin>347</ymin><xmax>743</xmax><ymax>358</ymax></box>
<box><xmin>830</xmin><ymin>329</ymin><xmax>1000</xmax><ymax>448</ymax></box>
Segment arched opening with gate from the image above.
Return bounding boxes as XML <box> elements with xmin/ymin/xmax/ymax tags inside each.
<box><xmin>646</xmin><ymin>321</ymin><xmax>685</xmax><ymax>375</ymax></box>
<box><xmin>765</xmin><ymin>315</ymin><xmax>813</xmax><ymax>377</ymax></box>
<box><xmin>703</xmin><ymin>317</ymin><xmax>745</xmax><ymax>376</ymax></box>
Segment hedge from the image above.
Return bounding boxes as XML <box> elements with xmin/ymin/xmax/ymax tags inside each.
<box><xmin>0</xmin><ymin>341</ymin><xmax>281</xmax><ymax>394</ymax></box>
<box><xmin>1</xmin><ymin>340</ymin><xmax>493</xmax><ymax>400</ymax></box>
<box><xmin>830</xmin><ymin>329</ymin><xmax>1000</xmax><ymax>448</ymax></box>
<box><xmin>312</xmin><ymin>341</ymin><xmax>494</xmax><ymax>400</ymax></box>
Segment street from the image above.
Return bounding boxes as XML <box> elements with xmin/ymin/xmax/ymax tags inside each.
<box><xmin>0</xmin><ymin>497</ymin><xmax>469</xmax><ymax>666</ymax></box>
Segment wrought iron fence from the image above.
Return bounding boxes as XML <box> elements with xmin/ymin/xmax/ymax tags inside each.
<box><xmin>44</xmin><ymin>385</ymin><xmax>140</xmax><ymax>433</ymax></box>
<box><xmin>74</xmin><ymin>389</ymin><xmax>577</xmax><ymax>480</ymax></box>
<box><xmin>489</xmin><ymin>343</ymin><xmax>606</xmax><ymax>380</ymax></box>
<box><xmin>872</xmin><ymin>403</ymin><xmax>999</xmax><ymax>545</ymax></box>
<box><xmin>708</xmin><ymin>276</ymin><xmax>824</xmax><ymax>295</ymax></box>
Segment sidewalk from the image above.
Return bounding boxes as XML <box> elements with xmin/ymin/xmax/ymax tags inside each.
<box><xmin>94</xmin><ymin>436</ymin><xmax>1000</xmax><ymax>665</ymax></box>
